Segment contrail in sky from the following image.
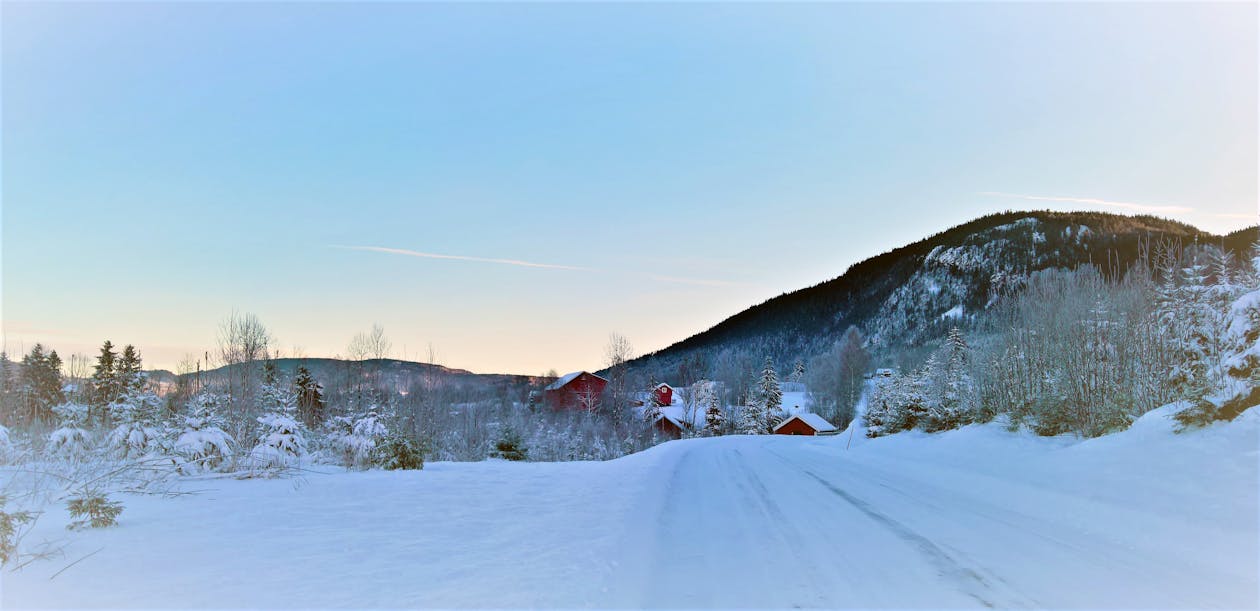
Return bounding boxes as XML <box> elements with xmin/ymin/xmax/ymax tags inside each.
<box><xmin>337</xmin><ymin>245</ymin><xmax>748</xmax><ymax>287</ymax></box>
<box><xmin>335</xmin><ymin>245</ymin><xmax>592</xmax><ymax>271</ymax></box>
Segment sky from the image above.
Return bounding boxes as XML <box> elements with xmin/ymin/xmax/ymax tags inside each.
<box><xmin>3</xmin><ymin>1</ymin><xmax>1257</xmax><ymax>375</ymax></box>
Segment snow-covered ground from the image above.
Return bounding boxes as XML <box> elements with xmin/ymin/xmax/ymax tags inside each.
<box><xmin>4</xmin><ymin>405</ymin><xmax>1257</xmax><ymax>609</ymax></box>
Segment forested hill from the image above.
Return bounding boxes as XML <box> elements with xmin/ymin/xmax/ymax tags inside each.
<box><xmin>148</xmin><ymin>357</ymin><xmax>539</xmax><ymax>394</ymax></box>
<box><xmin>630</xmin><ymin>210</ymin><xmax>1257</xmax><ymax>371</ymax></box>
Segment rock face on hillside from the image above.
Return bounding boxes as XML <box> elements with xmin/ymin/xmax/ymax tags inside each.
<box><xmin>632</xmin><ymin>211</ymin><xmax>1255</xmax><ymax>370</ymax></box>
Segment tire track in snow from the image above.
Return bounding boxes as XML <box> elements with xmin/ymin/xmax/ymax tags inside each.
<box><xmin>759</xmin><ymin>445</ymin><xmax>1041</xmax><ymax>609</ymax></box>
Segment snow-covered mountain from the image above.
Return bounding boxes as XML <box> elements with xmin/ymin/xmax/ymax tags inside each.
<box><xmin>632</xmin><ymin>210</ymin><xmax>1256</xmax><ymax>368</ymax></box>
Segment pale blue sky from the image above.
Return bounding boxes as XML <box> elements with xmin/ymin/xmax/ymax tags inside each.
<box><xmin>3</xmin><ymin>2</ymin><xmax>1256</xmax><ymax>374</ymax></box>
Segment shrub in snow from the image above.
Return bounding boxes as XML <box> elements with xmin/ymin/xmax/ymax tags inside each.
<box><xmin>249</xmin><ymin>413</ymin><xmax>307</xmax><ymax>470</ymax></box>
<box><xmin>66</xmin><ymin>492</ymin><xmax>123</xmax><ymax>530</ymax></box>
<box><xmin>0</xmin><ymin>495</ymin><xmax>35</xmax><ymax>566</ymax></box>
<box><xmin>327</xmin><ymin>408</ymin><xmax>390</xmax><ymax>469</ymax></box>
<box><xmin>248</xmin><ymin>371</ymin><xmax>307</xmax><ymax>470</ymax></box>
<box><xmin>106</xmin><ymin>390</ymin><xmax>167</xmax><ymax>459</ymax></box>
<box><xmin>47</xmin><ymin>403</ymin><xmax>93</xmax><ymax>460</ymax></box>
<box><xmin>376</xmin><ymin>433</ymin><xmax>424</xmax><ymax>470</ymax></box>
<box><xmin>174</xmin><ymin>392</ymin><xmax>235</xmax><ymax>473</ymax></box>
<box><xmin>491</xmin><ymin>426</ymin><xmax>528</xmax><ymax>461</ymax></box>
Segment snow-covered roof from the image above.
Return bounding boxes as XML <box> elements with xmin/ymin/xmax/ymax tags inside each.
<box><xmin>545</xmin><ymin>371</ymin><xmax>608</xmax><ymax>391</ymax></box>
<box><xmin>655</xmin><ymin>383</ymin><xmax>673</xmax><ymax>390</ymax></box>
<box><xmin>773</xmin><ymin>412</ymin><xmax>837</xmax><ymax>433</ymax></box>
<box><xmin>654</xmin><ymin>414</ymin><xmax>687</xmax><ymax>430</ymax></box>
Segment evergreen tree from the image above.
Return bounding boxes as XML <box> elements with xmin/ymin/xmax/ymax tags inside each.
<box><xmin>20</xmin><ymin>345</ymin><xmax>63</xmax><ymax>424</ymax></box>
<box><xmin>47</xmin><ymin>402</ymin><xmax>92</xmax><ymax>460</ymax></box>
<box><xmin>293</xmin><ymin>366</ymin><xmax>325</xmax><ymax>428</ymax></box>
<box><xmin>90</xmin><ymin>340</ymin><xmax>120</xmax><ymax>412</ymax></box>
<box><xmin>115</xmin><ymin>345</ymin><xmax>144</xmax><ymax>398</ymax></box>
<box><xmin>0</xmin><ymin>353</ymin><xmax>14</xmax><ymax>425</ymax></box>
<box><xmin>757</xmin><ymin>357</ymin><xmax>782</xmax><ymax>432</ymax></box>
<box><xmin>737</xmin><ymin>390</ymin><xmax>767</xmax><ymax>435</ymax></box>
<box><xmin>791</xmin><ymin>360</ymin><xmax>806</xmax><ymax>382</ymax></box>
<box><xmin>925</xmin><ymin>328</ymin><xmax>973</xmax><ymax>432</ymax></box>
<box><xmin>174</xmin><ymin>391</ymin><xmax>235</xmax><ymax>473</ymax></box>
<box><xmin>107</xmin><ymin>386</ymin><xmax>166</xmax><ymax>459</ymax></box>
<box><xmin>250</xmin><ymin>363</ymin><xmax>306</xmax><ymax>469</ymax></box>
<box><xmin>696</xmin><ymin>380</ymin><xmax>724</xmax><ymax>436</ymax></box>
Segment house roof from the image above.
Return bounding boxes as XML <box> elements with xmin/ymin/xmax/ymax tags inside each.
<box><xmin>544</xmin><ymin>371</ymin><xmax>609</xmax><ymax>391</ymax></box>
<box><xmin>655</xmin><ymin>383</ymin><xmax>673</xmax><ymax>391</ymax></box>
<box><xmin>654</xmin><ymin>414</ymin><xmax>687</xmax><ymax>430</ymax></box>
<box><xmin>773</xmin><ymin>412</ymin><xmax>837</xmax><ymax>433</ymax></box>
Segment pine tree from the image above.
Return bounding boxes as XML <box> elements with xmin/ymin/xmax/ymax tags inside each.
<box><xmin>792</xmin><ymin>360</ymin><xmax>806</xmax><ymax>382</ymax></box>
<box><xmin>925</xmin><ymin>328</ymin><xmax>972</xmax><ymax>432</ymax></box>
<box><xmin>250</xmin><ymin>364</ymin><xmax>306</xmax><ymax>469</ymax></box>
<box><xmin>174</xmin><ymin>391</ymin><xmax>235</xmax><ymax>473</ymax></box>
<box><xmin>20</xmin><ymin>345</ymin><xmax>63</xmax><ymax>425</ymax></box>
<box><xmin>0</xmin><ymin>353</ymin><xmax>14</xmax><ymax>424</ymax></box>
<box><xmin>293</xmin><ymin>366</ymin><xmax>325</xmax><ymax>428</ymax></box>
<box><xmin>47</xmin><ymin>402</ymin><xmax>92</xmax><ymax>460</ymax></box>
<box><xmin>115</xmin><ymin>345</ymin><xmax>144</xmax><ymax>398</ymax></box>
<box><xmin>758</xmin><ymin>357</ymin><xmax>782</xmax><ymax>432</ymax></box>
<box><xmin>737</xmin><ymin>390</ymin><xmax>767</xmax><ymax>435</ymax></box>
<box><xmin>696</xmin><ymin>380</ymin><xmax>724</xmax><ymax>436</ymax></box>
<box><xmin>90</xmin><ymin>340</ymin><xmax>120</xmax><ymax>413</ymax></box>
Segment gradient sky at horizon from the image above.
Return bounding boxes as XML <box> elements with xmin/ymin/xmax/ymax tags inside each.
<box><xmin>3</xmin><ymin>1</ymin><xmax>1257</xmax><ymax>374</ymax></box>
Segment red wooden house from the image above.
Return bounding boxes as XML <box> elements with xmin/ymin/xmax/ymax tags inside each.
<box><xmin>773</xmin><ymin>413</ymin><xmax>838</xmax><ymax>436</ymax></box>
<box><xmin>653</xmin><ymin>414</ymin><xmax>687</xmax><ymax>439</ymax></box>
<box><xmin>544</xmin><ymin>371</ymin><xmax>609</xmax><ymax>411</ymax></box>
<box><xmin>651</xmin><ymin>383</ymin><xmax>674</xmax><ymax>407</ymax></box>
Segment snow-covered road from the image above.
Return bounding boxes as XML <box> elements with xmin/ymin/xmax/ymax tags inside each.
<box><xmin>5</xmin><ymin>406</ymin><xmax>1257</xmax><ymax>609</ymax></box>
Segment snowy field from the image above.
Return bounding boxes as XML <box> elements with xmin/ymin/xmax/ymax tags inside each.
<box><xmin>4</xmin><ymin>405</ymin><xmax>1257</xmax><ymax>609</ymax></box>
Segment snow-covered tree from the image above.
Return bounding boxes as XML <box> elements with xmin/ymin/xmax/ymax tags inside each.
<box><xmin>293</xmin><ymin>365</ymin><xmax>325</xmax><ymax>428</ymax></box>
<box><xmin>696</xmin><ymin>380</ymin><xmax>724</xmax><ymax>436</ymax></box>
<box><xmin>328</xmin><ymin>406</ymin><xmax>390</xmax><ymax>469</ymax></box>
<box><xmin>106</xmin><ymin>388</ymin><xmax>167</xmax><ymax>459</ymax></box>
<box><xmin>47</xmin><ymin>402</ymin><xmax>92</xmax><ymax>460</ymax></box>
<box><xmin>174</xmin><ymin>391</ymin><xmax>235</xmax><ymax>473</ymax></box>
<box><xmin>757</xmin><ymin>357</ymin><xmax>783</xmax><ymax>432</ymax></box>
<box><xmin>90</xmin><ymin>340</ymin><xmax>120</xmax><ymax>422</ymax></box>
<box><xmin>737</xmin><ymin>393</ymin><xmax>767</xmax><ymax>435</ymax></box>
<box><xmin>20</xmin><ymin>345</ymin><xmax>63</xmax><ymax>425</ymax></box>
<box><xmin>924</xmin><ymin>328</ymin><xmax>973</xmax><ymax>432</ymax></box>
<box><xmin>249</xmin><ymin>365</ymin><xmax>306</xmax><ymax>469</ymax></box>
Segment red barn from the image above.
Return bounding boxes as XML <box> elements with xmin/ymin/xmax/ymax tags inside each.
<box><xmin>544</xmin><ymin>371</ymin><xmax>609</xmax><ymax>411</ymax></box>
<box><xmin>651</xmin><ymin>383</ymin><xmax>674</xmax><ymax>407</ymax></box>
<box><xmin>773</xmin><ymin>413</ymin><xmax>838</xmax><ymax>436</ymax></box>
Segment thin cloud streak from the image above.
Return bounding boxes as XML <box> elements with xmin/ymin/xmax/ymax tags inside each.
<box><xmin>335</xmin><ymin>245</ymin><xmax>592</xmax><ymax>271</ymax></box>
<box><xmin>979</xmin><ymin>192</ymin><xmax>1195</xmax><ymax>215</ymax></box>
<box><xmin>336</xmin><ymin>245</ymin><xmax>746</xmax><ymax>287</ymax></box>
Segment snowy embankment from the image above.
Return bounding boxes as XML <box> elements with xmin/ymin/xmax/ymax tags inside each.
<box><xmin>4</xmin><ymin>405</ymin><xmax>1257</xmax><ymax>609</ymax></box>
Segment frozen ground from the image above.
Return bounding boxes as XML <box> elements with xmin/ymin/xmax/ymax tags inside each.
<box><xmin>4</xmin><ymin>405</ymin><xmax>1257</xmax><ymax>609</ymax></box>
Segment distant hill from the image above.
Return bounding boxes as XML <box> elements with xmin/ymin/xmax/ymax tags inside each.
<box><xmin>628</xmin><ymin>210</ymin><xmax>1257</xmax><ymax>372</ymax></box>
<box><xmin>147</xmin><ymin>357</ymin><xmax>543</xmax><ymax>396</ymax></box>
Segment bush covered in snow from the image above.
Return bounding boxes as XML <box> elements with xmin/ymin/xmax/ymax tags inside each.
<box><xmin>47</xmin><ymin>403</ymin><xmax>93</xmax><ymax>460</ymax></box>
<box><xmin>174</xmin><ymin>392</ymin><xmax>235</xmax><ymax>474</ymax></box>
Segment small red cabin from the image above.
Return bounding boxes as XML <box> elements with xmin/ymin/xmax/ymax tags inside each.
<box><xmin>651</xmin><ymin>383</ymin><xmax>674</xmax><ymax>407</ymax></box>
<box><xmin>544</xmin><ymin>371</ymin><xmax>609</xmax><ymax>411</ymax></box>
<box><xmin>773</xmin><ymin>413</ymin><xmax>838</xmax><ymax>436</ymax></box>
<box><xmin>653</xmin><ymin>414</ymin><xmax>687</xmax><ymax>439</ymax></box>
